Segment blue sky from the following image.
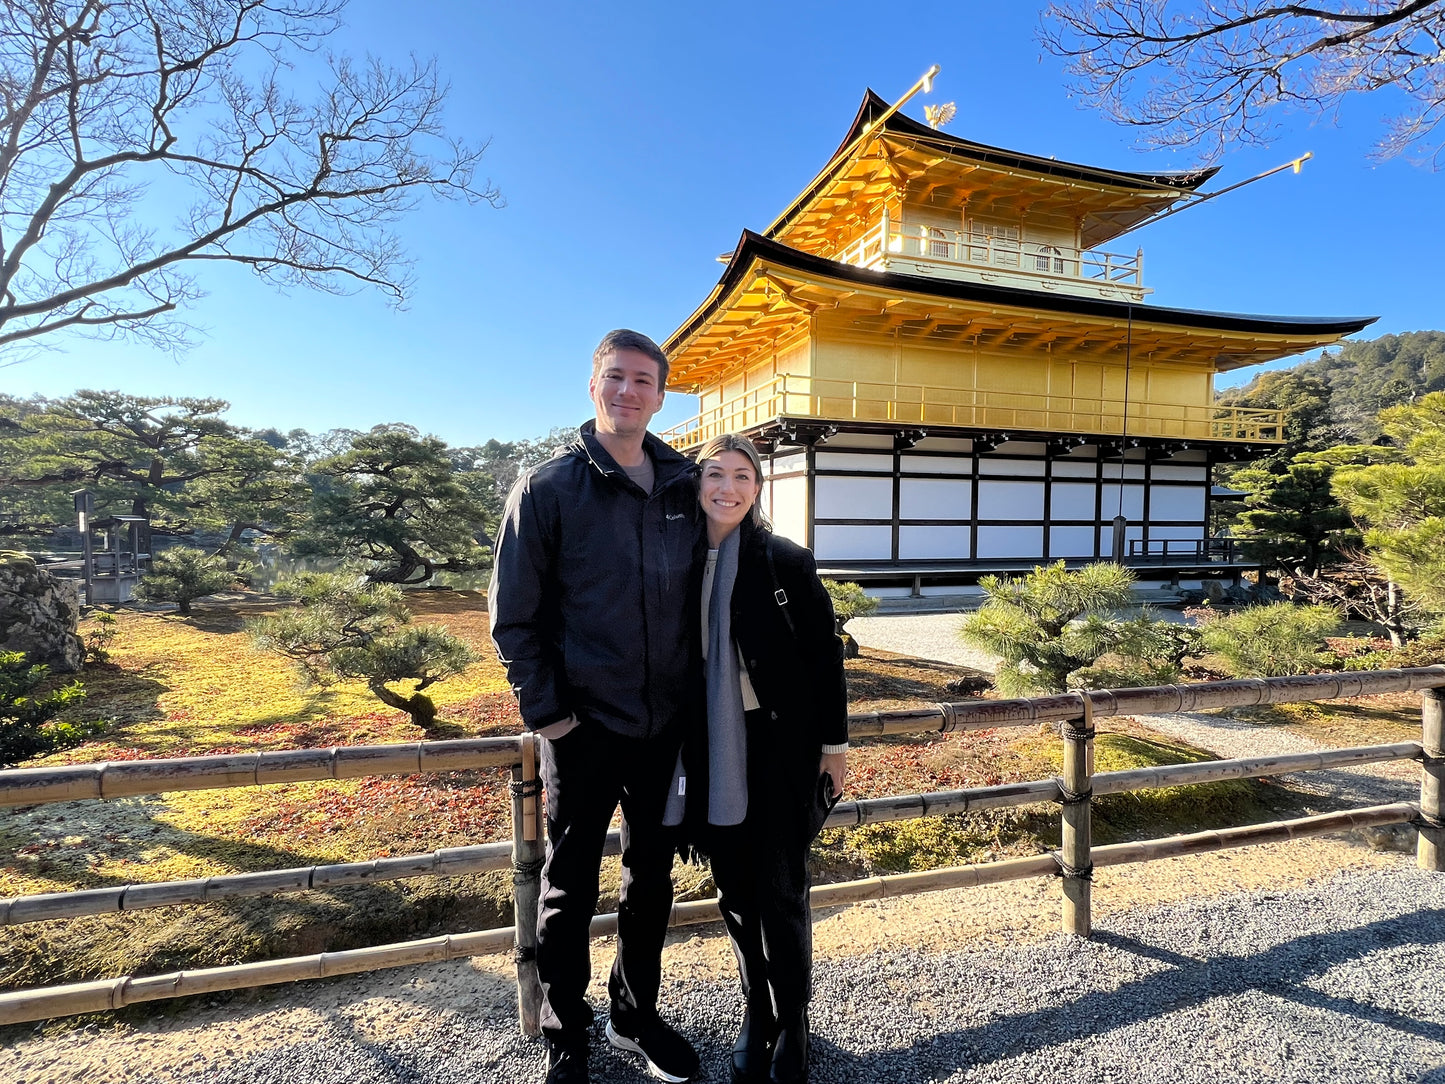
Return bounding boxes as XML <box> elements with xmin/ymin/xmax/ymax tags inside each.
<box><xmin>6</xmin><ymin>1</ymin><xmax>1441</xmax><ymax>445</ymax></box>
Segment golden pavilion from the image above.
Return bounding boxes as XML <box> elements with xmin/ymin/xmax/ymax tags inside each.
<box><xmin>660</xmin><ymin>87</ymin><xmax>1373</xmax><ymax>597</ymax></box>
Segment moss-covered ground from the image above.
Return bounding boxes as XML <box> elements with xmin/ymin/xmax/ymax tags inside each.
<box><xmin>1</xmin><ymin>596</ymin><xmax>1413</xmax><ymax>1000</ymax></box>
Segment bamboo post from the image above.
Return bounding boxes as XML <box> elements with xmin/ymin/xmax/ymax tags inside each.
<box><xmin>510</xmin><ymin>732</ymin><xmax>544</xmax><ymax>1036</ymax></box>
<box><xmin>1419</xmin><ymin>688</ymin><xmax>1445</xmax><ymax>872</ymax></box>
<box><xmin>1059</xmin><ymin>695</ymin><xmax>1095</xmax><ymax>937</ymax></box>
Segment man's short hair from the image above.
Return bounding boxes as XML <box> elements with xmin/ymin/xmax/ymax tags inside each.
<box><xmin>592</xmin><ymin>329</ymin><xmax>670</xmax><ymax>387</ymax></box>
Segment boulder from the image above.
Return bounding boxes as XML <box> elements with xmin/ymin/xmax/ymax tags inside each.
<box><xmin>0</xmin><ymin>552</ymin><xmax>84</xmax><ymax>672</ymax></box>
<box><xmin>1203</xmin><ymin>580</ymin><xmax>1232</xmax><ymax>602</ymax></box>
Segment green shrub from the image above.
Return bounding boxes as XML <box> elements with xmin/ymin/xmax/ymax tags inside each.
<box><xmin>82</xmin><ymin>611</ymin><xmax>118</xmax><ymax>662</ymax></box>
<box><xmin>1199</xmin><ymin>602</ymin><xmax>1340</xmax><ymax>677</ymax></box>
<box><xmin>0</xmin><ymin>651</ymin><xmax>100</xmax><ymax>768</ymax></box>
<box><xmin>960</xmin><ymin>561</ymin><xmax>1135</xmax><ymax>694</ymax></box>
<box><xmin>1073</xmin><ymin>615</ymin><xmax>1205</xmax><ymax>689</ymax></box>
<box><xmin>822</xmin><ymin>579</ymin><xmax>878</xmax><ymax>659</ymax></box>
<box><xmin>137</xmin><ymin>547</ymin><xmax>241</xmax><ymax>616</ymax></box>
<box><xmin>959</xmin><ymin>562</ymin><xmax>1194</xmax><ymax>694</ymax></box>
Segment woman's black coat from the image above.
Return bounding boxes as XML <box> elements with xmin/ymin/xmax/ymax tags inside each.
<box><xmin>681</xmin><ymin>517</ymin><xmax>848</xmax><ymax>848</ymax></box>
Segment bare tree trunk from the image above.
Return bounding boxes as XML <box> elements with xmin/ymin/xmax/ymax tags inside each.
<box><xmin>367</xmin><ymin>549</ymin><xmax>434</xmax><ymax>585</ymax></box>
<box><xmin>1386</xmin><ymin>580</ymin><xmax>1409</xmax><ymax>649</ymax></box>
<box><xmin>211</xmin><ymin>523</ymin><xmax>247</xmax><ymax>560</ymax></box>
<box><xmin>369</xmin><ymin>681</ymin><xmax>438</xmax><ymax>732</ymax></box>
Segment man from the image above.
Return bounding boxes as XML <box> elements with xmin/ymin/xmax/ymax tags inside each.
<box><xmin>490</xmin><ymin>329</ymin><xmax>702</xmax><ymax>1084</ymax></box>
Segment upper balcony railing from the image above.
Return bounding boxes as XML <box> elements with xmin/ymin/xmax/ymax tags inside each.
<box><xmin>835</xmin><ymin>216</ymin><xmax>1145</xmax><ymax>296</ymax></box>
<box><xmin>661</xmin><ymin>373</ymin><xmax>1285</xmax><ymax>449</ymax></box>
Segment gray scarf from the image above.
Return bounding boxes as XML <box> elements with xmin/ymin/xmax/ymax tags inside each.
<box><xmin>706</xmin><ymin>528</ymin><xmax>748</xmax><ymax>826</ymax></box>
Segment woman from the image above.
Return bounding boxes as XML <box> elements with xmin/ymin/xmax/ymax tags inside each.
<box><xmin>665</xmin><ymin>433</ymin><xmax>848</xmax><ymax>1084</ymax></box>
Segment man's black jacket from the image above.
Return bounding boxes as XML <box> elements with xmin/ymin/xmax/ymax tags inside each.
<box><xmin>488</xmin><ymin>421</ymin><xmax>701</xmax><ymax>739</ymax></box>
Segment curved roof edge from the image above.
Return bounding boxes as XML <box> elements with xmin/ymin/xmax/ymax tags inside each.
<box><xmin>764</xmin><ymin>91</ymin><xmax>1222</xmax><ymax>244</ymax></box>
<box><xmin>836</xmin><ymin>89</ymin><xmax>1221</xmax><ymax>192</ymax></box>
<box><xmin>666</xmin><ymin>229</ymin><xmax>1376</xmax><ymax>356</ymax></box>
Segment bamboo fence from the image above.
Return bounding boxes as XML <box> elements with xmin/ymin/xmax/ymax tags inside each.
<box><xmin>1</xmin><ymin>666</ymin><xmax>1442</xmax><ymax>1032</ymax></box>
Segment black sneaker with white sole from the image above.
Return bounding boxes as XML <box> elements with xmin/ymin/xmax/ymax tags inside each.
<box><xmin>605</xmin><ymin>1015</ymin><xmax>699</xmax><ymax>1082</ymax></box>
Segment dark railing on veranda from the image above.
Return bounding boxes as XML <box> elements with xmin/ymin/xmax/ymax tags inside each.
<box><xmin>1127</xmin><ymin>537</ymin><xmax>1240</xmax><ymax>564</ymax></box>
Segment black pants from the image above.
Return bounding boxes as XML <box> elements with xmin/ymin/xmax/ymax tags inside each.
<box><xmin>537</xmin><ymin>722</ymin><xmax>681</xmax><ymax>1049</ymax></box>
<box><xmin>707</xmin><ymin>817</ymin><xmax>814</xmax><ymax>1020</ymax></box>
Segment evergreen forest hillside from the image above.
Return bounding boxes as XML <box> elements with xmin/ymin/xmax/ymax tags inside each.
<box><xmin>1218</xmin><ymin>330</ymin><xmax>1445</xmax><ymax>452</ymax></box>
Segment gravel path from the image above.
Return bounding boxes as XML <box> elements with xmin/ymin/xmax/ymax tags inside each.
<box><xmin>62</xmin><ymin>861</ymin><xmax>1439</xmax><ymax>1084</ymax></box>
<box><xmin>850</xmin><ymin>612</ymin><xmax>1000</xmax><ymax>671</ymax></box>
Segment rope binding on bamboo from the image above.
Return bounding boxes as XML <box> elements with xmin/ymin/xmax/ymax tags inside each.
<box><xmin>1412</xmin><ymin>809</ymin><xmax>1445</xmax><ymax>831</ymax></box>
<box><xmin>512</xmin><ymin>857</ymin><xmax>544</xmax><ymax>883</ymax></box>
<box><xmin>1060</xmin><ymin>694</ymin><xmax>1096</xmax><ymax>743</ymax></box>
<box><xmin>509</xmin><ymin>777</ymin><xmax>542</xmax><ymax>800</ymax></box>
<box><xmin>1053</xmin><ymin>853</ymin><xmax>1094</xmax><ymax>881</ymax></box>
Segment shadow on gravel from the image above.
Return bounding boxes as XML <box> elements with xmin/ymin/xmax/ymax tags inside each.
<box><xmin>815</xmin><ymin>908</ymin><xmax>1445</xmax><ymax>1080</ymax></box>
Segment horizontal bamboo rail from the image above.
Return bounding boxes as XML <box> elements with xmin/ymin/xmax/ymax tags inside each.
<box><xmin>0</xmin><ymin>842</ymin><xmax>515</xmax><ymax>924</ymax></box>
<box><xmin>1089</xmin><ymin>741</ymin><xmax>1424</xmax><ymax>797</ymax></box>
<box><xmin>848</xmin><ymin>667</ymin><xmax>1445</xmax><ymax>738</ymax></box>
<box><xmin>0</xmin><ymin>737</ymin><xmax>525</xmax><ymax>808</ymax></box>
<box><xmin>0</xmin><ymin>802</ymin><xmax>1418</xmax><ymax>1028</ymax></box>
<box><xmin>820</xmin><ymin>740</ymin><xmax>1424</xmax><ymax>827</ymax></box>
<box><xmin>826</xmin><ymin>778</ymin><xmax>1062</xmax><ymax>825</ymax></box>
<box><xmin>1092</xmin><ymin>803</ymin><xmax>1418</xmax><ymax>866</ymax></box>
<box><xmin>0</xmin><ymin>927</ymin><xmax>519</xmax><ymax>1025</ymax></box>
<box><xmin>0</xmin><ymin>741</ymin><xmax>1425</xmax><ymax>925</ymax></box>
<box><xmin>5</xmin><ymin>668</ymin><xmax>1439</xmax><ymax>811</ymax></box>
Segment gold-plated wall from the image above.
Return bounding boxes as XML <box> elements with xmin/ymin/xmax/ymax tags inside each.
<box><xmin>665</xmin><ymin>318</ymin><xmax>1278</xmax><ymax>448</ymax></box>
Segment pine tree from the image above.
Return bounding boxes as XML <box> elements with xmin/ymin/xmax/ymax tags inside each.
<box><xmin>958</xmin><ymin>561</ymin><xmax>1182</xmax><ymax>695</ymax></box>
<box><xmin>136</xmin><ymin>548</ymin><xmax>238</xmax><ymax>616</ymax></box>
<box><xmin>1333</xmin><ymin>393</ymin><xmax>1445</xmax><ymax>610</ymax></box>
<box><xmin>249</xmin><ymin>572</ymin><xmax>476</xmax><ymax>733</ymax></box>
<box><xmin>1231</xmin><ymin>458</ymin><xmax>1360</xmax><ymax>576</ymax></box>
<box><xmin>290</xmin><ymin>426</ymin><xmax>493</xmax><ymax>584</ymax></box>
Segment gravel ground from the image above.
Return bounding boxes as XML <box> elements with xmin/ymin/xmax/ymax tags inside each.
<box><xmin>89</xmin><ymin>861</ymin><xmax>1445</xmax><ymax>1084</ymax></box>
<box><xmin>850</xmin><ymin>612</ymin><xmax>1000</xmax><ymax>671</ymax></box>
<box><xmin>848</xmin><ymin>608</ymin><xmax>1190</xmax><ymax>674</ymax></box>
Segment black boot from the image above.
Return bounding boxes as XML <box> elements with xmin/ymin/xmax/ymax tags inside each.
<box><xmin>544</xmin><ymin>1039</ymin><xmax>589</xmax><ymax>1084</ymax></box>
<box><xmin>769</xmin><ymin>1009</ymin><xmax>808</xmax><ymax>1084</ymax></box>
<box><xmin>731</xmin><ymin>1006</ymin><xmax>777</xmax><ymax>1083</ymax></box>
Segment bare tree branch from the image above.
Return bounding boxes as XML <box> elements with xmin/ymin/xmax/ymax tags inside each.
<box><xmin>0</xmin><ymin>0</ymin><xmax>502</xmax><ymax>362</ymax></box>
<box><xmin>1285</xmin><ymin>552</ymin><xmax>1429</xmax><ymax>645</ymax></box>
<box><xmin>1040</xmin><ymin>0</ymin><xmax>1445</xmax><ymax>165</ymax></box>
